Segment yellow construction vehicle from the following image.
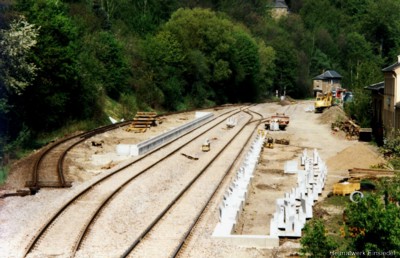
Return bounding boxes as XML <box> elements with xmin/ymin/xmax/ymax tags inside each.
<box><xmin>314</xmin><ymin>92</ymin><xmax>333</xmax><ymax>113</ymax></box>
<box><xmin>202</xmin><ymin>139</ymin><xmax>210</xmax><ymax>152</ymax></box>
<box><xmin>264</xmin><ymin>137</ymin><xmax>274</xmax><ymax>149</ymax></box>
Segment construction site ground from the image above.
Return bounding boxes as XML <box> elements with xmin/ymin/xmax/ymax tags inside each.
<box><xmin>0</xmin><ymin>101</ymin><xmax>385</xmax><ymax>257</ymax></box>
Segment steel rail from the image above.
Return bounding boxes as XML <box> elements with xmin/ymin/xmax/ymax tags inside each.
<box><xmin>30</xmin><ymin>104</ymin><xmax>245</xmax><ymax>191</ymax></box>
<box><xmin>71</xmin><ymin>107</ymin><xmax>251</xmax><ymax>256</ymax></box>
<box><xmin>120</xmin><ymin>109</ymin><xmax>263</xmax><ymax>257</ymax></box>
<box><xmin>30</xmin><ymin>120</ymin><xmax>131</xmax><ymax>190</ymax></box>
<box><xmin>23</xmin><ymin>106</ymin><xmax>247</xmax><ymax>257</ymax></box>
<box><xmin>170</xmin><ymin>109</ymin><xmax>264</xmax><ymax>258</ymax></box>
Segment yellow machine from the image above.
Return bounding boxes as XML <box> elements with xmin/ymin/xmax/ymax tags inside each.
<box><xmin>314</xmin><ymin>92</ymin><xmax>333</xmax><ymax>113</ymax></box>
<box><xmin>264</xmin><ymin>137</ymin><xmax>274</xmax><ymax>149</ymax></box>
<box><xmin>202</xmin><ymin>139</ymin><xmax>210</xmax><ymax>152</ymax></box>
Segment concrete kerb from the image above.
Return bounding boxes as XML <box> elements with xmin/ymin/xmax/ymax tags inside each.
<box><xmin>270</xmin><ymin>149</ymin><xmax>328</xmax><ymax>238</ymax></box>
<box><xmin>212</xmin><ymin>132</ymin><xmax>281</xmax><ymax>247</ymax></box>
<box><xmin>116</xmin><ymin>112</ymin><xmax>214</xmax><ymax>156</ymax></box>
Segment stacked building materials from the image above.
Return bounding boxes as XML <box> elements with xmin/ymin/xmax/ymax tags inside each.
<box><xmin>125</xmin><ymin>111</ymin><xmax>158</xmax><ymax>133</ymax></box>
<box><xmin>214</xmin><ymin>132</ymin><xmax>265</xmax><ymax>236</ymax></box>
<box><xmin>270</xmin><ymin>149</ymin><xmax>328</xmax><ymax>238</ymax></box>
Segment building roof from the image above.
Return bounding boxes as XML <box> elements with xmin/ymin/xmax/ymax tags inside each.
<box><xmin>382</xmin><ymin>61</ymin><xmax>400</xmax><ymax>72</ymax></box>
<box><xmin>313</xmin><ymin>70</ymin><xmax>342</xmax><ymax>80</ymax></box>
<box><xmin>275</xmin><ymin>0</ymin><xmax>288</xmax><ymax>8</ymax></box>
<box><xmin>364</xmin><ymin>81</ymin><xmax>384</xmax><ymax>91</ymax></box>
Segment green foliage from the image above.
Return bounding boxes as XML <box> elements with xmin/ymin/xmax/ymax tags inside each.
<box><xmin>2</xmin><ymin>0</ymin><xmax>400</xmax><ymax>169</ymax></box>
<box><xmin>118</xmin><ymin>93</ymin><xmax>137</xmax><ymax>120</ymax></box>
<box><xmin>139</xmin><ymin>8</ymin><xmax>274</xmax><ymax>109</ymax></box>
<box><xmin>379</xmin><ymin>131</ymin><xmax>400</xmax><ymax>158</ymax></box>
<box><xmin>112</xmin><ymin>0</ymin><xmax>180</xmax><ymax>35</ymax></box>
<box><xmin>360</xmin><ymin>0</ymin><xmax>400</xmax><ymax>58</ymax></box>
<box><xmin>91</xmin><ymin>31</ymin><xmax>130</xmax><ymax>99</ymax></box>
<box><xmin>344</xmin><ymin>191</ymin><xmax>400</xmax><ymax>253</ymax></box>
<box><xmin>0</xmin><ymin>165</ymin><xmax>9</xmax><ymax>184</ymax></box>
<box><xmin>389</xmin><ymin>158</ymin><xmax>400</xmax><ymax>170</ymax></box>
<box><xmin>300</xmin><ymin>218</ymin><xmax>338</xmax><ymax>257</ymax></box>
<box><xmin>16</xmin><ymin>0</ymin><xmax>82</xmax><ymax>129</ymax></box>
<box><xmin>0</xmin><ymin>16</ymin><xmax>39</xmax><ymax>95</ymax></box>
<box><xmin>300</xmin><ymin>0</ymin><xmax>341</xmax><ymax>35</ymax></box>
<box><xmin>344</xmin><ymin>88</ymin><xmax>372</xmax><ymax>127</ymax></box>
<box><xmin>257</xmin><ymin>40</ymin><xmax>276</xmax><ymax>98</ymax></box>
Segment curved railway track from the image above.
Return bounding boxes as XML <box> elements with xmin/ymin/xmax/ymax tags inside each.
<box><xmin>27</xmin><ymin>121</ymin><xmax>132</xmax><ymax>192</ymax></box>
<box><xmin>26</xmin><ymin>104</ymin><xmax>246</xmax><ymax>193</ymax></box>
<box><xmin>23</xmin><ymin>105</ymin><xmax>250</xmax><ymax>257</ymax></box>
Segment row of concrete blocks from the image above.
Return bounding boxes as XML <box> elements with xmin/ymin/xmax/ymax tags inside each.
<box><xmin>116</xmin><ymin>112</ymin><xmax>213</xmax><ymax>156</ymax></box>
<box><xmin>213</xmin><ymin>133</ymin><xmax>265</xmax><ymax>236</ymax></box>
<box><xmin>270</xmin><ymin>149</ymin><xmax>327</xmax><ymax>238</ymax></box>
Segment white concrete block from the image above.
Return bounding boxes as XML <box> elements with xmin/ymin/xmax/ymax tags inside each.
<box><xmin>116</xmin><ymin>144</ymin><xmax>131</xmax><ymax>156</ymax></box>
<box><xmin>284</xmin><ymin>160</ymin><xmax>298</xmax><ymax>174</ymax></box>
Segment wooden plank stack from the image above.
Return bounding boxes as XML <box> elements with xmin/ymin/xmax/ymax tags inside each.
<box><xmin>125</xmin><ymin>111</ymin><xmax>158</xmax><ymax>133</ymax></box>
<box><xmin>348</xmin><ymin>167</ymin><xmax>397</xmax><ymax>179</ymax></box>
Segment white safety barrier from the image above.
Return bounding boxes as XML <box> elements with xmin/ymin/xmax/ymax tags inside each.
<box><xmin>213</xmin><ymin>132</ymin><xmax>279</xmax><ymax>247</ymax></box>
<box><xmin>117</xmin><ymin>112</ymin><xmax>213</xmax><ymax>156</ymax></box>
<box><xmin>270</xmin><ymin>149</ymin><xmax>327</xmax><ymax>238</ymax></box>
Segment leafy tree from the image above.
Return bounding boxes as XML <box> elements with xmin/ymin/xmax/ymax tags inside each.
<box><xmin>257</xmin><ymin>40</ymin><xmax>276</xmax><ymax>98</ymax></box>
<box><xmin>213</xmin><ymin>0</ymin><xmax>269</xmax><ymax>27</ymax></box>
<box><xmin>16</xmin><ymin>0</ymin><xmax>100</xmax><ymax>131</ymax></box>
<box><xmin>0</xmin><ymin>16</ymin><xmax>39</xmax><ymax>96</ymax></box>
<box><xmin>360</xmin><ymin>0</ymin><xmax>400</xmax><ymax>60</ymax></box>
<box><xmin>140</xmin><ymin>8</ymin><xmax>274</xmax><ymax>109</ymax></box>
<box><xmin>0</xmin><ymin>15</ymin><xmax>39</xmax><ymax>158</ymax></box>
<box><xmin>91</xmin><ymin>31</ymin><xmax>130</xmax><ymax>100</ymax></box>
<box><xmin>228</xmin><ymin>29</ymin><xmax>261</xmax><ymax>102</ymax></box>
<box><xmin>300</xmin><ymin>0</ymin><xmax>341</xmax><ymax>36</ymax></box>
<box><xmin>300</xmin><ymin>218</ymin><xmax>338</xmax><ymax>257</ymax></box>
<box><xmin>112</xmin><ymin>0</ymin><xmax>180</xmax><ymax>35</ymax></box>
<box><xmin>344</xmin><ymin>192</ymin><xmax>400</xmax><ymax>253</ymax></box>
<box><xmin>339</xmin><ymin>32</ymin><xmax>377</xmax><ymax>86</ymax></box>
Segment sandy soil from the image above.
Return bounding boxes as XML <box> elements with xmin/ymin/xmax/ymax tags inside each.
<box><xmin>182</xmin><ymin>101</ymin><xmax>385</xmax><ymax>258</ymax></box>
<box><xmin>0</xmin><ymin>101</ymin><xmax>386</xmax><ymax>258</ymax></box>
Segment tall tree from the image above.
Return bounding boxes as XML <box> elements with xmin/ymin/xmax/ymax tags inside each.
<box><xmin>17</xmin><ymin>0</ymin><xmax>99</xmax><ymax>130</ymax></box>
<box><xmin>0</xmin><ymin>15</ymin><xmax>39</xmax><ymax>155</ymax></box>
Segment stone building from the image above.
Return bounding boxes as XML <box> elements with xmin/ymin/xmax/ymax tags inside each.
<box><xmin>312</xmin><ymin>70</ymin><xmax>342</xmax><ymax>96</ymax></box>
<box><xmin>381</xmin><ymin>56</ymin><xmax>400</xmax><ymax>136</ymax></box>
<box><xmin>365</xmin><ymin>55</ymin><xmax>400</xmax><ymax>142</ymax></box>
<box><xmin>271</xmin><ymin>0</ymin><xmax>288</xmax><ymax>19</ymax></box>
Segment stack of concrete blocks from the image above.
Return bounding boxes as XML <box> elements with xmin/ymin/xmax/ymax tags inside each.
<box><xmin>270</xmin><ymin>148</ymin><xmax>328</xmax><ymax>238</ymax></box>
<box><xmin>213</xmin><ymin>133</ymin><xmax>265</xmax><ymax>236</ymax></box>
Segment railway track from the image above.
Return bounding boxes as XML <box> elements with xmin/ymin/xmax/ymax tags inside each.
<box><xmin>25</xmin><ymin>121</ymin><xmax>132</xmax><ymax>192</ymax></box>
<box><xmin>23</xmin><ymin>105</ymin><xmax>250</xmax><ymax>257</ymax></box>
<box><xmin>121</xmin><ymin>108</ymin><xmax>264</xmax><ymax>258</ymax></box>
<box><xmin>24</xmin><ymin>104</ymin><xmax>247</xmax><ymax>194</ymax></box>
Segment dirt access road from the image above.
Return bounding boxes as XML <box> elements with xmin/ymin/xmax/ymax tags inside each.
<box><xmin>181</xmin><ymin>101</ymin><xmax>384</xmax><ymax>258</ymax></box>
<box><xmin>0</xmin><ymin>101</ymin><xmax>384</xmax><ymax>258</ymax></box>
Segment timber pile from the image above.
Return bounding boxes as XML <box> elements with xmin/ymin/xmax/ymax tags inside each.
<box><xmin>125</xmin><ymin>111</ymin><xmax>158</xmax><ymax>133</ymax></box>
<box><xmin>275</xmin><ymin>138</ymin><xmax>290</xmax><ymax>145</ymax></box>
<box><xmin>332</xmin><ymin>119</ymin><xmax>360</xmax><ymax>139</ymax></box>
<box><xmin>348</xmin><ymin>167</ymin><xmax>398</xmax><ymax>179</ymax></box>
